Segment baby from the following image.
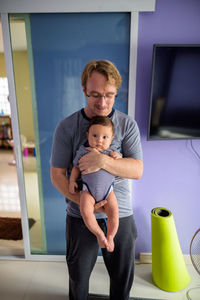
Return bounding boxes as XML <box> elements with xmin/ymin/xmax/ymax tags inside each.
<box><xmin>69</xmin><ymin>116</ymin><xmax>121</xmax><ymax>252</ymax></box>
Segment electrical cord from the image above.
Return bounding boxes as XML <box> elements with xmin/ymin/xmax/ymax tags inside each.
<box><xmin>186</xmin><ymin>286</ymin><xmax>200</xmax><ymax>300</ymax></box>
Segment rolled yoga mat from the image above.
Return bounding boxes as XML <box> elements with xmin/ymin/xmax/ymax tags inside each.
<box><xmin>151</xmin><ymin>207</ymin><xmax>190</xmax><ymax>292</ymax></box>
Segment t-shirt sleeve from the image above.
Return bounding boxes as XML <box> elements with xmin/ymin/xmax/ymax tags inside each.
<box><xmin>122</xmin><ymin>118</ymin><xmax>143</xmax><ymax>161</ymax></box>
<box><xmin>50</xmin><ymin>120</ymin><xmax>73</xmax><ymax>169</ymax></box>
<box><xmin>73</xmin><ymin>149</ymin><xmax>81</xmax><ymax>166</ymax></box>
<box><xmin>73</xmin><ymin>145</ymin><xmax>88</xmax><ymax>166</ymax></box>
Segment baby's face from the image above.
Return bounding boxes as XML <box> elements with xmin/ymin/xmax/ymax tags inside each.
<box><xmin>87</xmin><ymin>124</ymin><xmax>113</xmax><ymax>151</ymax></box>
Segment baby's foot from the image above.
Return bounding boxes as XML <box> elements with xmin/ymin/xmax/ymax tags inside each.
<box><xmin>97</xmin><ymin>235</ymin><xmax>108</xmax><ymax>249</ymax></box>
<box><xmin>106</xmin><ymin>236</ymin><xmax>114</xmax><ymax>252</ymax></box>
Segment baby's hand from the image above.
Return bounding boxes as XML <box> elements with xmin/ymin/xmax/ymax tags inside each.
<box><xmin>69</xmin><ymin>181</ymin><xmax>78</xmax><ymax>194</ymax></box>
<box><xmin>109</xmin><ymin>151</ymin><xmax>122</xmax><ymax>159</ymax></box>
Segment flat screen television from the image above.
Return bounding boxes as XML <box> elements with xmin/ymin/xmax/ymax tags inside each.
<box><xmin>148</xmin><ymin>44</ymin><xmax>200</xmax><ymax>140</ymax></box>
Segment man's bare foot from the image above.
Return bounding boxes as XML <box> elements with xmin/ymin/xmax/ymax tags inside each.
<box><xmin>97</xmin><ymin>235</ymin><xmax>108</xmax><ymax>249</ymax></box>
<box><xmin>106</xmin><ymin>235</ymin><xmax>114</xmax><ymax>252</ymax></box>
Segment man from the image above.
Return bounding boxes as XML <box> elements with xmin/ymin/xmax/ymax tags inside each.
<box><xmin>51</xmin><ymin>59</ymin><xmax>143</xmax><ymax>300</ymax></box>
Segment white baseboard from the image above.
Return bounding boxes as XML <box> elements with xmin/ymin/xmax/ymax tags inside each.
<box><xmin>139</xmin><ymin>252</ymin><xmax>191</xmax><ymax>265</ymax></box>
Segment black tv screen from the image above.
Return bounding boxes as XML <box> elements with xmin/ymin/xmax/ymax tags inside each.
<box><xmin>148</xmin><ymin>44</ymin><xmax>200</xmax><ymax>140</ymax></box>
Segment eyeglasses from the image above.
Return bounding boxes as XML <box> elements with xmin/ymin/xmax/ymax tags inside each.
<box><xmin>86</xmin><ymin>91</ymin><xmax>117</xmax><ymax>100</ymax></box>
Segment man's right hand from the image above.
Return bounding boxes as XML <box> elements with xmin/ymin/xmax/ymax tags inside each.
<box><xmin>94</xmin><ymin>200</ymin><xmax>107</xmax><ymax>213</ymax></box>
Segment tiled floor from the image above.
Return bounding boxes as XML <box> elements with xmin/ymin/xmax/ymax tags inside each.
<box><xmin>0</xmin><ymin>149</ymin><xmax>42</xmax><ymax>256</ymax></box>
<box><xmin>0</xmin><ymin>149</ymin><xmax>21</xmax><ymax>217</ymax></box>
<box><xmin>0</xmin><ymin>260</ymin><xmax>199</xmax><ymax>300</ymax></box>
<box><xmin>0</xmin><ymin>149</ymin><xmax>24</xmax><ymax>256</ymax></box>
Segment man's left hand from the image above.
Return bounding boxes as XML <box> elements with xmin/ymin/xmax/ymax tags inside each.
<box><xmin>78</xmin><ymin>148</ymin><xmax>104</xmax><ymax>175</ymax></box>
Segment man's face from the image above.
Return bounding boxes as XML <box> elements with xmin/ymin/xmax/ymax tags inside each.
<box><xmin>83</xmin><ymin>71</ymin><xmax>117</xmax><ymax>118</ymax></box>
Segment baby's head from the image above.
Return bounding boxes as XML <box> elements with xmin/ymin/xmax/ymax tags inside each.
<box><xmin>87</xmin><ymin>116</ymin><xmax>114</xmax><ymax>151</ymax></box>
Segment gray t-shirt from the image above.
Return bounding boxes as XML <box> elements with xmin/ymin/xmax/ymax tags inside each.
<box><xmin>51</xmin><ymin>108</ymin><xmax>143</xmax><ymax>219</ymax></box>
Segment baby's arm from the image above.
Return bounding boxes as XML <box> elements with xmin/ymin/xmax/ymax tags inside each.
<box><xmin>69</xmin><ymin>166</ymin><xmax>80</xmax><ymax>194</ymax></box>
<box><xmin>109</xmin><ymin>151</ymin><xmax>122</xmax><ymax>160</ymax></box>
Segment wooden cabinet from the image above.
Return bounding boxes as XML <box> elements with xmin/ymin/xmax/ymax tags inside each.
<box><xmin>0</xmin><ymin>115</ymin><xmax>12</xmax><ymax>148</ymax></box>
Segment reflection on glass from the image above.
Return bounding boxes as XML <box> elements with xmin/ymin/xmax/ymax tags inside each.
<box><xmin>9</xmin><ymin>14</ymin><xmax>46</xmax><ymax>254</ymax></box>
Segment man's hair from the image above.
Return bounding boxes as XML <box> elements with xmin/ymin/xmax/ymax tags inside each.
<box><xmin>87</xmin><ymin>116</ymin><xmax>114</xmax><ymax>135</ymax></box>
<box><xmin>81</xmin><ymin>60</ymin><xmax>122</xmax><ymax>90</ymax></box>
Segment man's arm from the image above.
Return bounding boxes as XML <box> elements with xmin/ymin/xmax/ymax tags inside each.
<box><xmin>78</xmin><ymin>148</ymin><xmax>143</xmax><ymax>179</ymax></box>
<box><xmin>51</xmin><ymin>166</ymin><xmax>80</xmax><ymax>204</ymax></box>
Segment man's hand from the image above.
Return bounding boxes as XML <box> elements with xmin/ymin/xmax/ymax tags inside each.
<box><xmin>78</xmin><ymin>148</ymin><xmax>104</xmax><ymax>175</ymax></box>
<box><xmin>94</xmin><ymin>200</ymin><xmax>107</xmax><ymax>213</ymax></box>
<box><xmin>78</xmin><ymin>147</ymin><xmax>143</xmax><ymax>179</ymax></box>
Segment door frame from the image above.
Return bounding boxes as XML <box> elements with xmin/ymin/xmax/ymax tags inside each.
<box><xmin>0</xmin><ymin>0</ymin><xmax>156</xmax><ymax>260</ymax></box>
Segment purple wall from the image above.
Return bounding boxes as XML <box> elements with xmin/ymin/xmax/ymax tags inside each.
<box><xmin>134</xmin><ymin>0</ymin><xmax>200</xmax><ymax>256</ymax></box>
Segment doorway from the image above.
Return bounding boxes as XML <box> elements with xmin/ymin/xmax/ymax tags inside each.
<box><xmin>1</xmin><ymin>12</ymin><xmax>131</xmax><ymax>257</ymax></box>
<box><xmin>0</xmin><ymin>16</ymin><xmax>46</xmax><ymax>256</ymax></box>
<box><xmin>0</xmin><ymin>21</ymin><xmax>24</xmax><ymax>255</ymax></box>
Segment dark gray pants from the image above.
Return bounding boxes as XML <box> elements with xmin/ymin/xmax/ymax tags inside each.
<box><xmin>66</xmin><ymin>214</ymin><xmax>137</xmax><ymax>300</ymax></box>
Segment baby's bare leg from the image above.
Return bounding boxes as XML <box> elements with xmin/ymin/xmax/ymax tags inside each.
<box><xmin>104</xmin><ymin>190</ymin><xmax>119</xmax><ymax>252</ymax></box>
<box><xmin>80</xmin><ymin>190</ymin><xmax>108</xmax><ymax>249</ymax></box>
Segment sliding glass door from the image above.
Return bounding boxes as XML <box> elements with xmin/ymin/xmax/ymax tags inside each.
<box><xmin>9</xmin><ymin>12</ymin><xmax>130</xmax><ymax>254</ymax></box>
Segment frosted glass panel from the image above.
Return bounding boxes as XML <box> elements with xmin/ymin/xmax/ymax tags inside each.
<box><xmin>30</xmin><ymin>13</ymin><xmax>130</xmax><ymax>254</ymax></box>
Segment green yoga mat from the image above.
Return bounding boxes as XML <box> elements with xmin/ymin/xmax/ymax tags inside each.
<box><xmin>151</xmin><ymin>207</ymin><xmax>190</xmax><ymax>292</ymax></box>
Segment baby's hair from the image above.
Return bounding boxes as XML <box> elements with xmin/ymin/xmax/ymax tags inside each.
<box><xmin>87</xmin><ymin>116</ymin><xmax>114</xmax><ymax>135</ymax></box>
